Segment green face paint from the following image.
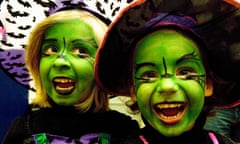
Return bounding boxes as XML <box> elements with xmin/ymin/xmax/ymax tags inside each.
<box><xmin>40</xmin><ymin>19</ymin><xmax>97</xmax><ymax>106</ymax></box>
<box><xmin>133</xmin><ymin>29</ymin><xmax>206</xmax><ymax>136</ymax></box>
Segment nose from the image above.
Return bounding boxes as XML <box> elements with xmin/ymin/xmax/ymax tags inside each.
<box><xmin>53</xmin><ymin>54</ymin><xmax>71</xmax><ymax>69</ymax></box>
<box><xmin>157</xmin><ymin>78</ymin><xmax>178</xmax><ymax>95</ymax></box>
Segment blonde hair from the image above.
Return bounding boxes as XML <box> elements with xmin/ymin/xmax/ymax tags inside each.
<box><xmin>25</xmin><ymin>9</ymin><xmax>108</xmax><ymax>112</ymax></box>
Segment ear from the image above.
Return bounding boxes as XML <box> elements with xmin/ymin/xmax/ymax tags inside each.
<box><xmin>129</xmin><ymin>86</ymin><xmax>137</xmax><ymax>101</ymax></box>
<box><xmin>205</xmin><ymin>78</ymin><xmax>213</xmax><ymax>97</ymax></box>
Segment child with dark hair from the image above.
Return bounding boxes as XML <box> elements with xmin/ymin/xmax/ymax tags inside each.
<box><xmin>95</xmin><ymin>0</ymin><xmax>238</xmax><ymax>143</ymax></box>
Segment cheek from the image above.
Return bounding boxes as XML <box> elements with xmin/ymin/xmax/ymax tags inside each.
<box><xmin>136</xmin><ymin>84</ymin><xmax>156</xmax><ymax>121</ymax></box>
<box><xmin>181</xmin><ymin>80</ymin><xmax>205</xmax><ymax>109</ymax></box>
<box><xmin>135</xmin><ymin>83</ymin><xmax>156</xmax><ymax>105</ymax></box>
<box><xmin>184</xmin><ymin>81</ymin><xmax>204</xmax><ymax>97</ymax></box>
<box><xmin>39</xmin><ymin>58</ymin><xmax>51</xmax><ymax>79</ymax></box>
<box><xmin>74</xmin><ymin>61</ymin><xmax>94</xmax><ymax>76</ymax></box>
<box><xmin>40</xmin><ymin>60</ymin><xmax>53</xmax><ymax>91</ymax></box>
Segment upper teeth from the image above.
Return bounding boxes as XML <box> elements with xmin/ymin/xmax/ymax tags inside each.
<box><xmin>54</xmin><ymin>78</ymin><xmax>74</xmax><ymax>83</ymax></box>
<box><xmin>157</xmin><ymin>103</ymin><xmax>183</xmax><ymax>109</ymax></box>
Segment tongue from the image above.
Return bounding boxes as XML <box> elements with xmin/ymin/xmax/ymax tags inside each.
<box><xmin>57</xmin><ymin>83</ymin><xmax>74</xmax><ymax>88</ymax></box>
<box><xmin>161</xmin><ymin>108</ymin><xmax>179</xmax><ymax>116</ymax></box>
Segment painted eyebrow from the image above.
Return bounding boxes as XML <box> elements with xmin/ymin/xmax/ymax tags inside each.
<box><xmin>135</xmin><ymin>51</ymin><xmax>200</xmax><ymax>70</ymax></box>
<box><xmin>72</xmin><ymin>39</ymin><xmax>97</xmax><ymax>47</ymax></box>
<box><xmin>176</xmin><ymin>51</ymin><xmax>200</xmax><ymax>64</ymax></box>
<box><xmin>135</xmin><ymin>62</ymin><xmax>155</xmax><ymax>71</ymax></box>
<box><xmin>42</xmin><ymin>38</ymin><xmax>97</xmax><ymax>47</ymax></box>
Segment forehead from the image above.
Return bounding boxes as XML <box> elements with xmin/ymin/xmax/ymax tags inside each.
<box><xmin>44</xmin><ymin>19</ymin><xmax>92</xmax><ymax>37</ymax></box>
<box><xmin>135</xmin><ymin>29</ymin><xmax>201</xmax><ymax>61</ymax></box>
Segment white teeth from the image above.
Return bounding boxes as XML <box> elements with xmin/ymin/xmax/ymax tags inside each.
<box><xmin>157</xmin><ymin>103</ymin><xmax>182</xmax><ymax>109</ymax></box>
<box><xmin>56</xmin><ymin>86</ymin><xmax>74</xmax><ymax>91</ymax></box>
<box><xmin>54</xmin><ymin>78</ymin><xmax>74</xmax><ymax>83</ymax></box>
<box><xmin>53</xmin><ymin>78</ymin><xmax>75</xmax><ymax>94</ymax></box>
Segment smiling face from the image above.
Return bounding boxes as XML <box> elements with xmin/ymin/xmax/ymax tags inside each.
<box><xmin>40</xmin><ymin>19</ymin><xmax>97</xmax><ymax>106</ymax></box>
<box><xmin>133</xmin><ymin>29</ymin><xmax>207</xmax><ymax>136</ymax></box>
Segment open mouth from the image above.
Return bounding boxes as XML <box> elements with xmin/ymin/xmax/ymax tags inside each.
<box><xmin>53</xmin><ymin>77</ymin><xmax>76</xmax><ymax>95</ymax></box>
<box><xmin>153</xmin><ymin>102</ymin><xmax>187</xmax><ymax>124</ymax></box>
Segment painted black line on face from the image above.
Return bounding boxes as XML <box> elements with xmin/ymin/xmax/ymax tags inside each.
<box><xmin>161</xmin><ymin>57</ymin><xmax>173</xmax><ymax>78</ymax></box>
<box><xmin>58</xmin><ymin>37</ymin><xmax>66</xmax><ymax>59</ymax></box>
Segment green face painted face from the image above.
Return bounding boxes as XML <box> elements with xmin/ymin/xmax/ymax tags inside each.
<box><xmin>134</xmin><ymin>29</ymin><xmax>206</xmax><ymax>136</ymax></box>
<box><xmin>40</xmin><ymin>19</ymin><xmax>97</xmax><ymax>106</ymax></box>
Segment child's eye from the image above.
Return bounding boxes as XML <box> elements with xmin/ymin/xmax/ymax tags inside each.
<box><xmin>177</xmin><ymin>67</ymin><xmax>195</xmax><ymax>75</ymax></box>
<box><xmin>43</xmin><ymin>46</ymin><xmax>58</xmax><ymax>55</ymax></box>
<box><xmin>135</xmin><ymin>71</ymin><xmax>159</xmax><ymax>82</ymax></box>
<box><xmin>176</xmin><ymin>67</ymin><xmax>198</xmax><ymax>80</ymax></box>
<box><xmin>71</xmin><ymin>47</ymin><xmax>90</xmax><ymax>58</ymax></box>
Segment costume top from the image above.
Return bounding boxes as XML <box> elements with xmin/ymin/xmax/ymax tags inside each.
<box><xmin>2</xmin><ymin>105</ymin><xmax>140</xmax><ymax>144</ymax></box>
